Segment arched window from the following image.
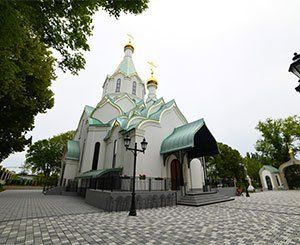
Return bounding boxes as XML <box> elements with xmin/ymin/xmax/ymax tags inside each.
<box><xmin>132</xmin><ymin>81</ymin><xmax>137</xmax><ymax>95</ymax></box>
<box><xmin>115</xmin><ymin>78</ymin><xmax>121</xmax><ymax>92</ymax></box>
<box><xmin>92</xmin><ymin>142</ymin><xmax>100</xmax><ymax>170</ymax></box>
<box><xmin>275</xmin><ymin>175</ymin><xmax>280</xmax><ymax>186</ymax></box>
<box><xmin>112</xmin><ymin>140</ymin><xmax>117</xmax><ymax>168</ymax></box>
<box><xmin>142</xmin><ymin>86</ymin><xmax>146</xmax><ymax>97</ymax></box>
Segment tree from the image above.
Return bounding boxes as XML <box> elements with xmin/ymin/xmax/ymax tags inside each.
<box><xmin>207</xmin><ymin>142</ymin><xmax>244</xmax><ymax>181</ymax></box>
<box><xmin>243</xmin><ymin>153</ymin><xmax>263</xmax><ymax>188</ymax></box>
<box><xmin>255</xmin><ymin>115</ymin><xmax>300</xmax><ymax>168</ymax></box>
<box><xmin>0</xmin><ymin>0</ymin><xmax>149</xmax><ymax>162</ymax></box>
<box><xmin>25</xmin><ymin>131</ymin><xmax>74</xmax><ymax>176</ymax></box>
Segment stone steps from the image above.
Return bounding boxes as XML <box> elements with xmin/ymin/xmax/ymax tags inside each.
<box><xmin>177</xmin><ymin>192</ymin><xmax>234</xmax><ymax>207</ymax></box>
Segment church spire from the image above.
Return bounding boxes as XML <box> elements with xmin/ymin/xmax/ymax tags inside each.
<box><xmin>102</xmin><ymin>38</ymin><xmax>145</xmax><ymax>100</ymax></box>
<box><xmin>113</xmin><ymin>35</ymin><xmax>137</xmax><ymax>76</ymax></box>
<box><xmin>146</xmin><ymin>62</ymin><xmax>158</xmax><ymax>103</ymax></box>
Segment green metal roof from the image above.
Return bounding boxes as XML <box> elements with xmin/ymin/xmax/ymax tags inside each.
<box><xmin>261</xmin><ymin>165</ymin><xmax>279</xmax><ymax>174</ymax></box>
<box><xmin>88</xmin><ymin>117</ymin><xmax>109</xmax><ymax>127</ymax></box>
<box><xmin>66</xmin><ymin>140</ymin><xmax>80</xmax><ymax>161</ymax></box>
<box><xmin>115</xmin><ymin>56</ymin><xmax>137</xmax><ymax>76</ymax></box>
<box><xmin>160</xmin><ymin>119</ymin><xmax>205</xmax><ymax>154</ymax></box>
<box><xmin>85</xmin><ymin>105</ymin><xmax>95</xmax><ymax>116</ymax></box>
<box><xmin>149</xmin><ymin>100</ymin><xmax>175</xmax><ymax>120</ymax></box>
<box><xmin>75</xmin><ymin>167</ymin><xmax>123</xmax><ymax>179</ymax></box>
<box><xmin>116</xmin><ymin>117</ymin><xmax>128</xmax><ymax>129</ymax></box>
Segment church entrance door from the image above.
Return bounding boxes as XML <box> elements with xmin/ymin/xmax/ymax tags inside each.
<box><xmin>284</xmin><ymin>165</ymin><xmax>300</xmax><ymax>190</ymax></box>
<box><xmin>171</xmin><ymin>159</ymin><xmax>183</xmax><ymax>190</ymax></box>
<box><xmin>265</xmin><ymin>176</ymin><xmax>273</xmax><ymax>190</ymax></box>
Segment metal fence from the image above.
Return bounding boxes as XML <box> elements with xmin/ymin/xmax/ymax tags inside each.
<box><xmin>120</xmin><ymin>177</ymin><xmax>171</xmax><ymax>192</ymax></box>
<box><xmin>77</xmin><ymin>176</ymin><xmax>171</xmax><ymax>196</ymax></box>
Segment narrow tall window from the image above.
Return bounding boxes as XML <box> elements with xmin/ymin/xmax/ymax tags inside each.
<box><xmin>132</xmin><ymin>81</ymin><xmax>137</xmax><ymax>95</ymax></box>
<box><xmin>115</xmin><ymin>78</ymin><xmax>121</xmax><ymax>92</ymax></box>
<box><xmin>112</xmin><ymin>140</ymin><xmax>117</xmax><ymax>168</ymax></box>
<box><xmin>142</xmin><ymin>86</ymin><xmax>146</xmax><ymax>97</ymax></box>
<box><xmin>92</xmin><ymin>142</ymin><xmax>100</xmax><ymax>170</ymax></box>
<box><xmin>275</xmin><ymin>175</ymin><xmax>280</xmax><ymax>186</ymax></box>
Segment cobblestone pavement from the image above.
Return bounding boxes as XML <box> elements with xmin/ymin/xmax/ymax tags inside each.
<box><xmin>0</xmin><ymin>190</ymin><xmax>100</xmax><ymax>221</ymax></box>
<box><xmin>0</xmin><ymin>190</ymin><xmax>299</xmax><ymax>244</ymax></box>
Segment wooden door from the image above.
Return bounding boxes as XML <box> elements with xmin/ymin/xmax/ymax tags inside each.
<box><xmin>171</xmin><ymin>159</ymin><xmax>183</xmax><ymax>190</ymax></box>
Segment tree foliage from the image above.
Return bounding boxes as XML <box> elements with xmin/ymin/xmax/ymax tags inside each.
<box><xmin>0</xmin><ymin>0</ymin><xmax>149</xmax><ymax>162</ymax></box>
<box><xmin>207</xmin><ymin>142</ymin><xmax>244</xmax><ymax>181</ymax></box>
<box><xmin>25</xmin><ymin>131</ymin><xmax>74</xmax><ymax>175</ymax></box>
<box><xmin>255</xmin><ymin>115</ymin><xmax>300</xmax><ymax>168</ymax></box>
<box><xmin>243</xmin><ymin>152</ymin><xmax>263</xmax><ymax>187</ymax></box>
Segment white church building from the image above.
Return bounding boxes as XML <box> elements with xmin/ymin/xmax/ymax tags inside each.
<box><xmin>61</xmin><ymin>41</ymin><xmax>219</xmax><ymax>201</ymax></box>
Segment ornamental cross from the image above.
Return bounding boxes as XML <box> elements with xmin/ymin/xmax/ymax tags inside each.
<box><xmin>148</xmin><ymin>61</ymin><xmax>157</xmax><ymax>76</ymax></box>
<box><xmin>127</xmin><ymin>34</ymin><xmax>134</xmax><ymax>43</ymax></box>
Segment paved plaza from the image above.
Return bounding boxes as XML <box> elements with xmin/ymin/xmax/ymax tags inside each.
<box><xmin>0</xmin><ymin>190</ymin><xmax>299</xmax><ymax>244</ymax></box>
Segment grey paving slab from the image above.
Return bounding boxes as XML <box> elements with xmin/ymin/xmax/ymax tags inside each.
<box><xmin>0</xmin><ymin>190</ymin><xmax>299</xmax><ymax>244</ymax></box>
<box><xmin>0</xmin><ymin>190</ymin><xmax>100</xmax><ymax>221</ymax></box>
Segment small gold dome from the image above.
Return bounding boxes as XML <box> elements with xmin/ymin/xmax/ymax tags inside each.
<box><xmin>147</xmin><ymin>76</ymin><xmax>158</xmax><ymax>87</ymax></box>
<box><xmin>124</xmin><ymin>42</ymin><xmax>134</xmax><ymax>53</ymax></box>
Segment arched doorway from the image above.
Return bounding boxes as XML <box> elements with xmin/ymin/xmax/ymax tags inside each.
<box><xmin>171</xmin><ymin>159</ymin><xmax>183</xmax><ymax>190</ymax></box>
<box><xmin>265</xmin><ymin>176</ymin><xmax>273</xmax><ymax>190</ymax></box>
<box><xmin>284</xmin><ymin>165</ymin><xmax>300</xmax><ymax>190</ymax></box>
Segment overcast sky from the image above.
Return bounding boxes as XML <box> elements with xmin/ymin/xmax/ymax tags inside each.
<box><xmin>3</xmin><ymin>0</ymin><xmax>300</xmax><ymax>172</ymax></box>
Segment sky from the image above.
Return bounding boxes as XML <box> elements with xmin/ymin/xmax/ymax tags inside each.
<box><xmin>3</xmin><ymin>0</ymin><xmax>300</xmax><ymax>172</ymax></box>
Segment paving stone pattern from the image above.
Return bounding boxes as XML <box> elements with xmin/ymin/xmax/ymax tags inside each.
<box><xmin>0</xmin><ymin>190</ymin><xmax>299</xmax><ymax>244</ymax></box>
<box><xmin>0</xmin><ymin>190</ymin><xmax>100</xmax><ymax>221</ymax></box>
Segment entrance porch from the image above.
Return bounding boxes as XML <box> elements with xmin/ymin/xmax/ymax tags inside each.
<box><xmin>161</xmin><ymin>119</ymin><xmax>219</xmax><ymax>193</ymax></box>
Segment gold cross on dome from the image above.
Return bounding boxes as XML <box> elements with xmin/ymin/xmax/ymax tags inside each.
<box><xmin>127</xmin><ymin>34</ymin><xmax>134</xmax><ymax>43</ymax></box>
<box><xmin>148</xmin><ymin>61</ymin><xmax>157</xmax><ymax>76</ymax></box>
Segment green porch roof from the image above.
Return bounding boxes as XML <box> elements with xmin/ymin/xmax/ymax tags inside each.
<box><xmin>260</xmin><ymin>165</ymin><xmax>279</xmax><ymax>174</ymax></box>
<box><xmin>66</xmin><ymin>140</ymin><xmax>80</xmax><ymax>161</ymax></box>
<box><xmin>75</xmin><ymin>167</ymin><xmax>123</xmax><ymax>179</ymax></box>
<box><xmin>161</xmin><ymin>119</ymin><xmax>205</xmax><ymax>154</ymax></box>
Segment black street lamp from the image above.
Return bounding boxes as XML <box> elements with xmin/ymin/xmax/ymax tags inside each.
<box><xmin>124</xmin><ymin>135</ymin><xmax>148</xmax><ymax>216</ymax></box>
<box><xmin>43</xmin><ymin>163</ymin><xmax>51</xmax><ymax>193</ymax></box>
<box><xmin>288</xmin><ymin>52</ymin><xmax>300</xmax><ymax>93</ymax></box>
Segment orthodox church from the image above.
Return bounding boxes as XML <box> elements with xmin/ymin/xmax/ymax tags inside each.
<box><xmin>61</xmin><ymin>40</ymin><xmax>218</xmax><ymax>196</ymax></box>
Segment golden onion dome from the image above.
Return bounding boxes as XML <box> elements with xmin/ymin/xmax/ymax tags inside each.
<box><xmin>124</xmin><ymin>42</ymin><xmax>134</xmax><ymax>53</ymax></box>
<box><xmin>147</xmin><ymin>76</ymin><xmax>158</xmax><ymax>87</ymax></box>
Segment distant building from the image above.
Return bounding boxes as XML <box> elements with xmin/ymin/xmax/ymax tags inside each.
<box><xmin>259</xmin><ymin>151</ymin><xmax>300</xmax><ymax>190</ymax></box>
<box><xmin>18</xmin><ymin>175</ymin><xmax>35</xmax><ymax>181</ymax></box>
<box><xmin>259</xmin><ymin>165</ymin><xmax>282</xmax><ymax>190</ymax></box>
<box><xmin>0</xmin><ymin>166</ymin><xmax>14</xmax><ymax>183</ymax></box>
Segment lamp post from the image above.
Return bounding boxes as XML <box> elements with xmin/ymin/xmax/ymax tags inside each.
<box><xmin>43</xmin><ymin>163</ymin><xmax>51</xmax><ymax>193</ymax></box>
<box><xmin>288</xmin><ymin>52</ymin><xmax>300</xmax><ymax>93</ymax></box>
<box><xmin>124</xmin><ymin>135</ymin><xmax>148</xmax><ymax>216</ymax></box>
